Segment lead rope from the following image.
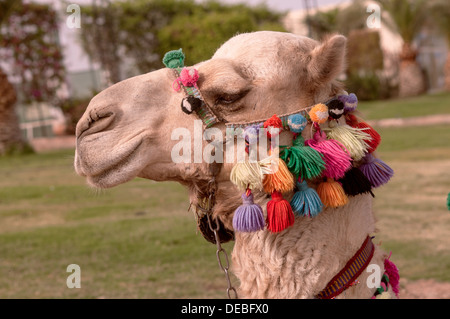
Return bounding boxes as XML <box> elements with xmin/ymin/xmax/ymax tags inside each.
<box><xmin>204</xmin><ymin>182</ymin><xmax>238</xmax><ymax>299</ymax></box>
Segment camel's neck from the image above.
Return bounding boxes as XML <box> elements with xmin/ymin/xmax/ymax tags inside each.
<box><xmin>231</xmin><ymin>193</ymin><xmax>378</xmax><ymax>298</ymax></box>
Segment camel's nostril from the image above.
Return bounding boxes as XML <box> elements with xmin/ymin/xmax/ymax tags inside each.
<box><xmin>90</xmin><ymin>110</ymin><xmax>114</xmax><ymax>122</ymax></box>
<box><xmin>76</xmin><ymin>110</ymin><xmax>115</xmax><ymax>139</ymax></box>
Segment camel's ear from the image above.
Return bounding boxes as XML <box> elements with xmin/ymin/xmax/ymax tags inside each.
<box><xmin>306</xmin><ymin>35</ymin><xmax>346</xmax><ymax>88</ymax></box>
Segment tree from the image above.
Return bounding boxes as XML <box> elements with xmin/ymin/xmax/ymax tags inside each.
<box><xmin>345</xmin><ymin>29</ymin><xmax>386</xmax><ymax>100</ymax></box>
<box><xmin>304</xmin><ymin>0</ymin><xmax>367</xmax><ymax>40</ymax></box>
<box><xmin>1</xmin><ymin>2</ymin><xmax>66</xmax><ymax>105</ymax></box>
<box><xmin>0</xmin><ymin>1</ymin><xmax>66</xmax><ymax>146</ymax></box>
<box><xmin>78</xmin><ymin>0</ymin><xmax>285</xmax><ymax>79</ymax></box>
<box><xmin>0</xmin><ymin>0</ymin><xmax>28</xmax><ymax>155</ymax></box>
<box><xmin>304</xmin><ymin>1</ymin><xmax>387</xmax><ymax>100</ymax></box>
<box><xmin>429</xmin><ymin>0</ymin><xmax>450</xmax><ymax>91</ymax></box>
<box><xmin>304</xmin><ymin>8</ymin><xmax>340</xmax><ymax>40</ymax></box>
<box><xmin>377</xmin><ymin>0</ymin><xmax>427</xmax><ymax>97</ymax></box>
<box><xmin>80</xmin><ymin>0</ymin><xmax>183</xmax><ymax>81</ymax></box>
<box><xmin>157</xmin><ymin>2</ymin><xmax>285</xmax><ymax>64</ymax></box>
<box><xmin>79</xmin><ymin>0</ymin><xmax>122</xmax><ymax>85</ymax></box>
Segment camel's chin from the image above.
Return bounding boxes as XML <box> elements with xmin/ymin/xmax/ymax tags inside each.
<box><xmin>85</xmin><ymin>168</ymin><xmax>137</xmax><ymax>189</ymax></box>
<box><xmin>75</xmin><ymin>147</ymin><xmax>145</xmax><ymax>189</ymax></box>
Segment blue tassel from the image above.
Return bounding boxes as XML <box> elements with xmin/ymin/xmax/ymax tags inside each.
<box><xmin>232</xmin><ymin>192</ymin><xmax>265</xmax><ymax>232</ymax></box>
<box><xmin>290</xmin><ymin>181</ymin><xmax>323</xmax><ymax>217</ymax></box>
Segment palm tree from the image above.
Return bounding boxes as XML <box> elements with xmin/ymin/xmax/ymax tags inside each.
<box><xmin>430</xmin><ymin>0</ymin><xmax>450</xmax><ymax>91</ymax></box>
<box><xmin>377</xmin><ymin>0</ymin><xmax>427</xmax><ymax>97</ymax></box>
<box><xmin>0</xmin><ymin>0</ymin><xmax>29</xmax><ymax>155</ymax></box>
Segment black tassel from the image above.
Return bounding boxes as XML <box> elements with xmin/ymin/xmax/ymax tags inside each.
<box><xmin>338</xmin><ymin>166</ymin><xmax>374</xmax><ymax>197</ymax></box>
<box><xmin>327</xmin><ymin>98</ymin><xmax>345</xmax><ymax>119</ymax></box>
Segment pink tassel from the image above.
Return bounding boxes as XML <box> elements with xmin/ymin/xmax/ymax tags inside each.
<box><xmin>384</xmin><ymin>253</ymin><xmax>400</xmax><ymax>297</ymax></box>
<box><xmin>305</xmin><ymin>129</ymin><xmax>352</xmax><ymax>179</ymax></box>
<box><xmin>172</xmin><ymin>67</ymin><xmax>199</xmax><ymax>92</ymax></box>
<box><xmin>179</xmin><ymin>67</ymin><xmax>199</xmax><ymax>87</ymax></box>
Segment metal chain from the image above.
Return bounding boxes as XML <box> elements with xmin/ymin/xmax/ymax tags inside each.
<box><xmin>206</xmin><ymin>196</ymin><xmax>238</xmax><ymax>299</ymax></box>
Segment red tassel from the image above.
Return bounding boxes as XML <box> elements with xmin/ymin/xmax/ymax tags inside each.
<box><xmin>266</xmin><ymin>191</ymin><xmax>295</xmax><ymax>233</ymax></box>
<box><xmin>263</xmin><ymin>114</ymin><xmax>283</xmax><ymax>138</ymax></box>
<box><xmin>346</xmin><ymin>114</ymin><xmax>381</xmax><ymax>153</ymax></box>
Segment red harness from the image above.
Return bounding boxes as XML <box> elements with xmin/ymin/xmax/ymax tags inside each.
<box><xmin>316</xmin><ymin>236</ymin><xmax>375</xmax><ymax>299</ymax></box>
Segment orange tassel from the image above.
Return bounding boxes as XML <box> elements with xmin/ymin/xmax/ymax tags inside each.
<box><xmin>263</xmin><ymin>158</ymin><xmax>294</xmax><ymax>193</ymax></box>
<box><xmin>317</xmin><ymin>178</ymin><xmax>348</xmax><ymax>208</ymax></box>
<box><xmin>309</xmin><ymin>103</ymin><xmax>329</xmax><ymax>124</ymax></box>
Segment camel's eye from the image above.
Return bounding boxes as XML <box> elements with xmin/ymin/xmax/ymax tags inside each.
<box><xmin>215</xmin><ymin>90</ymin><xmax>249</xmax><ymax>107</ymax></box>
<box><xmin>216</xmin><ymin>93</ymin><xmax>243</xmax><ymax>105</ymax></box>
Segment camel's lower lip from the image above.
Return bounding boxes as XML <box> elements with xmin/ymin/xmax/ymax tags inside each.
<box><xmin>75</xmin><ymin>134</ymin><xmax>145</xmax><ymax>188</ymax></box>
<box><xmin>85</xmin><ymin>146</ymin><xmax>142</xmax><ymax>188</ymax></box>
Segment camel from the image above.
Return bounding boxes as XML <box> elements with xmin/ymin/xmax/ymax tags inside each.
<box><xmin>74</xmin><ymin>31</ymin><xmax>398</xmax><ymax>299</ymax></box>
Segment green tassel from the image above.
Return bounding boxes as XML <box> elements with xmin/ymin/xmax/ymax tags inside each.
<box><xmin>280</xmin><ymin>136</ymin><xmax>325</xmax><ymax>181</ymax></box>
<box><xmin>162</xmin><ymin>49</ymin><xmax>185</xmax><ymax>69</ymax></box>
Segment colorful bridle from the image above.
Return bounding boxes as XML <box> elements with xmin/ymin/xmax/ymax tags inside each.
<box><xmin>163</xmin><ymin>49</ymin><xmax>394</xmax><ymax>235</ymax></box>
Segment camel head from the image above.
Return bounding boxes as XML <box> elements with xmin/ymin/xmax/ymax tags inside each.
<box><xmin>74</xmin><ymin>32</ymin><xmax>401</xmax><ymax>299</ymax></box>
<box><xmin>74</xmin><ymin>31</ymin><xmax>347</xmax><ymax>228</ymax></box>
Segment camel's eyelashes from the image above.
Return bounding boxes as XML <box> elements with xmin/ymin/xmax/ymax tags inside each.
<box><xmin>214</xmin><ymin>89</ymin><xmax>250</xmax><ymax>107</ymax></box>
<box><xmin>216</xmin><ymin>93</ymin><xmax>243</xmax><ymax>105</ymax></box>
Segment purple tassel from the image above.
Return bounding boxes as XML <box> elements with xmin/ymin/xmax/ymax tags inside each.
<box><xmin>345</xmin><ymin>93</ymin><xmax>358</xmax><ymax>113</ymax></box>
<box><xmin>232</xmin><ymin>192</ymin><xmax>265</xmax><ymax>232</ymax></box>
<box><xmin>359</xmin><ymin>153</ymin><xmax>394</xmax><ymax>188</ymax></box>
<box><xmin>339</xmin><ymin>93</ymin><xmax>358</xmax><ymax>113</ymax></box>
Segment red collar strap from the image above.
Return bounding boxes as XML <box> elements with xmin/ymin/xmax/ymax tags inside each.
<box><xmin>316</xmin><ymin>236</ymin><xmax>375</xmax><ymax>299</ymax></box>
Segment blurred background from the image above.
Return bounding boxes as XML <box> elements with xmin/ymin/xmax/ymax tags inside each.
<box><xmin>0</xmin><ymin>0</ymin><xmax>449</xmax><ymax>298</ymax></box>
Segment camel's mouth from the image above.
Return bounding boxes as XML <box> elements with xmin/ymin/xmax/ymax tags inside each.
<box><xmin>75</xmin><ymin>132</ymin><xmax>147</xmax><ymax>188</ymax></box>
<box><xmin>73</xmin><ymin>68</ymin><xmax>182</xmax><ymax>189</ymax></box>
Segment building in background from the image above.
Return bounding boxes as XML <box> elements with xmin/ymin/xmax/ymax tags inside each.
<box><xmin>283</xmin><ymin>0</ymin><xmax>448</xmax><ymax>95</ymax></box>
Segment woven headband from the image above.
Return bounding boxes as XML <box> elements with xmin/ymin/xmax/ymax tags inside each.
<box><xmin>162</xmin><ymin>48</ymin><xmax>354</xmax><ymax>130</ymax></box>
<box><xmin>163</xmin><ymin>49</ymin><xmax>220</xmax><ymax>128</ymax></box>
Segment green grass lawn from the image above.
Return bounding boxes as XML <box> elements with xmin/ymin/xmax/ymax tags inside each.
<box><xmin>358</xmin><ymin>91</ymin><xmax>450</xmax><ymax>120</ymax></box>
<box><xmin>0</xmin><ymin>150</ymin><xmax>235</xmax><ymax>298</ymax></box>
<box><xmin>1</xmin><ymin>116</ymin><xmax>449</xmax><ymax>298</ymax></box>
<box><xmin>373</xmin><ymin>125</ymin><xmax>450</xmax><ymax>282</ymax></box>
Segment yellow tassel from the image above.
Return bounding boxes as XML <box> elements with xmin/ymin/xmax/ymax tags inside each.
<box><xmin>317</xmin><ymin>178</ymin><xmax>348</xmax><ymax>208</ymax></box>
<box><xmin>230</xmin><ymin>161</ymin><xmax>264</xmax><ymax>191</ymax></box>
<box><xmin>263</xmin><ymin>158</ymin><xmax>294</xmax><ymax>193</ymax></box>
<box><xmin>324</xmin><ymin>121</ymin><xmax>371</xmax><ymax>161</ymax></box>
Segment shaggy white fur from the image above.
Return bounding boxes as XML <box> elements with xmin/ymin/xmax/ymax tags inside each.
<box><xmin>233</xmin><ymin>193</ymin><xmax>388</xmax><ymax>298</ymax></box>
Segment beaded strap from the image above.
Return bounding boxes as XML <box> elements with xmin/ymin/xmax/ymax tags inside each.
<box><xmin>173</xmin><ymin>68</ymin><xmax>219</xmax><ymax>128</ymax></box>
